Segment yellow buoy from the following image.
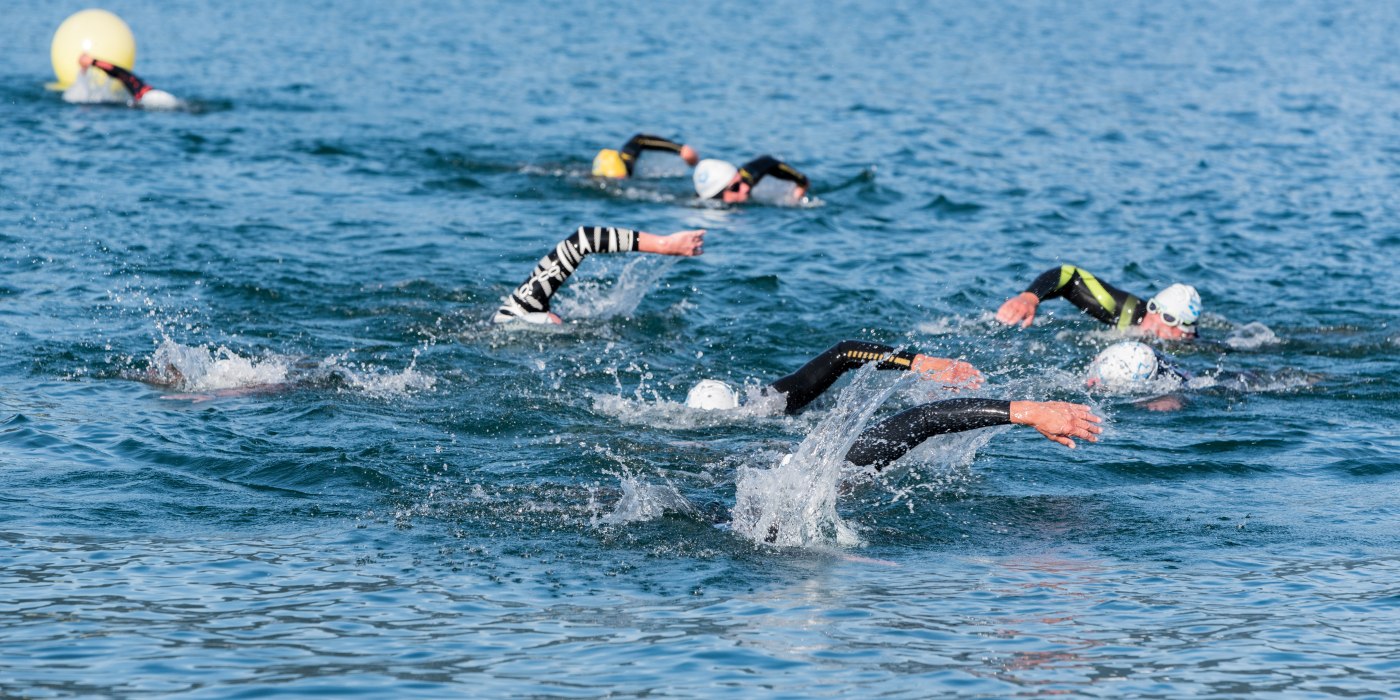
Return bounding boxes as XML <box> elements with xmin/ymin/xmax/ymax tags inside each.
<box><xmin>48</xmin><ymin>9</ymin><xmax>137</xmax><ymax>90</ymax></box>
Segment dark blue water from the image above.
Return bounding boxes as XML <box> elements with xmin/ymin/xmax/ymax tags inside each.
<box><xmin>3</xmin><ymin>1</ymin><xmax>1399</xmax><ymax>697</ymax></box>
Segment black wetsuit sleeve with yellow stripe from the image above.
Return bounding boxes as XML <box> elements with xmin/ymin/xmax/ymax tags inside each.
<box><xmin>619</xmin><ymin>134</ymin><xmax>685</xmax><ymax>176</ymax></box>
<box><xmin>768</xmin><ymin>340</ymin><xmax>920</xmax><ymax>415</ymax></box>
<box><xmin>1024</xmin><ymin>265</ymin><xmax>1146</xmax><ymax>330</ymax></box>
<box><xmin>738</xmin><ymin>155</ymin><xmax>810</xmax><ymax>189</ymax></box>
<box><xmin>846</xmin><ymin>399</ymin><xmax>1011</xmax><ymax>469</ymax></box>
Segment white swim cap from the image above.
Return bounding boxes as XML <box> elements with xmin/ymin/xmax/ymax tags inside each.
<box><xmin>1147</xmin><ymin>283</ymin><xmax>1201</xmax><ymax>328</ymax></box>
<box><xmin>1086</xmin><ymin>341</ymin><xmax>1160</xmax><ymax>389</ymax></box>
<box><xmin>137</xmin><ymin>89</ymin><xmax>180</xmax><ymax>110</ymax></box>
<box><xmin>685</xmin><ymin>379</ymin><xmax>739</xmax><ymax>410</ymax></box>
<box><xmin>693</xmin><ymin>159</ymin><xmax>738</xmax><ymax>199</ymax></box>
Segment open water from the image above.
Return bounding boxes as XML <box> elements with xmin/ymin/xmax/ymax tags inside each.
<box><xmin>2</xmin><ymin>1</ymin><xmax>1399</xmax><ymax>697</ymax></box>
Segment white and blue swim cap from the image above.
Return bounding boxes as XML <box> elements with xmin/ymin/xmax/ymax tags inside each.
<box><xmin>1147</xmin><ymin>283</ymin><xmax>1201</xmax><ymax>329</ymax></box>
<box><xmin>693</xmin><ymin>159</ymin><xmax>738</xmax><ymax>199</ymax></box>
<box><xmin>685</xmin><ymin>379</ymin><xmax>739</xmax><ymax>410</ymax></box>
<box><xmin>1086</xmin><ymin>341</ymin><xmax>1160</xmax><ymax>390</ymax></box>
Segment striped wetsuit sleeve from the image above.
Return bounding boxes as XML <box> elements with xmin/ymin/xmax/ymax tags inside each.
<box><xmin>493</xmin><ymin>226</ymin><xmax>639</xmax><ymax>321</ymax></box>
<box><xmin>91</xmin><ymin>60</ymin><xmax>152</xmax><ymax>101</ymax></box>
<box><xmin>1024</xmin><ymin>265</ymin><xmax>1144</xmax><ymax>330</ymax></box>
<box><xmin>619</xmin><ymin>134</ymin><xmax>685</xmax><ymax>175</ymax></box>
<box><xmin>845</xmin><ymin>399</ymin><xmax>1012</xmax><ymax>470</ymax></box>
<box><xmin>768</xmin><ymin>340</ymin><xmax>921</xmax><ymax>415</ymax></box>
<box><xmin>738</xmin><ymin>155</ymin><xmax>810</xmax><ymax>189</ymax></box>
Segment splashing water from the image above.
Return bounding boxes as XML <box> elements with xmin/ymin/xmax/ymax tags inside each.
<box><xmin>730</xmin><ymin>366</ymin><xmax>905</xmax><ymax>548</ymax></box>
<box><xmin>1226</xmin><ymin>321</ymin><xmax>1281</xmax><ymax>350</ymax></box>
<box><xmin>147</xmin><ymin>337</ymin><xmax>290</xmax><ymax>391</ymax></box>
<box><xmin>62</xmin><ymin>70</ymin><xmax>129</xmax><ymax>105</ymax></box>
<box><xmin>555</xmin><ymin>256</ymin><xmax>678</xmax><ymax>320</ymax></box>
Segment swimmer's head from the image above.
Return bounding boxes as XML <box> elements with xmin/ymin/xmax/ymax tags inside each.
<box><xmin>1143</xmin><ymin>283</ymin><xmax>1201</xmax><ymax>339</ymax></box>
<box><xmin>1086</xmin><ymin>341</ymin><xmax>1161</xmax><ymax>390</ymax></box>
<box><xmin>592</xmin><ymin>149</ymin><xmax>627</xmax><ymax>178</ymax></box>
<box><xmin>693</xmin><ymin>159</ymin><xmax>738</xmax><ymax>200</ymax></box>
<box><xmin>685</xmin><ymin>379</ymin><xmax>739</xmax><ymax>411</ymax></box>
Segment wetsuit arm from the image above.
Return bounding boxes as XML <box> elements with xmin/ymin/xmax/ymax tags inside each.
<box><xmin>1024</xmin><ymin>265</ymin><xmax>1144</xmax><ymax>330</ymax></box>
<box><xmin>738</xmin><ymin>155</ymin><xmax>810</xmax><ymax>189</ymax></box>
<box><xmin>618</xmin><ymin>134</ymin><xmax>686</xmax><ymax>176</ymax></box>
<box><xmin>767</xmin><ymin>340</ymin><xmax>921</xmax><ymax>415</ymax></box>
<box><xmin>845</xmin><ymin>399</ymin><xmax>1011</xmax><ymax>469</ymax></box>
<box><xmin>90</xmin><ymin>59</ymin><xmax>152</xmax><ymax>100</ymax></box>
<box><xmin>493</xmin><ymin>226</ymin><xmax>640</xmax><ymax>321</ymax></box>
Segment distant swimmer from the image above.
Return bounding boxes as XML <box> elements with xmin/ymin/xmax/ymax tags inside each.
<box><xmin>995</xmin><ymin>264</ymin><xmax>1201</xmax><ymax>340</ymax></box>
<box><xmin>592</xmin><ymin>134</ymin><xmax>700</xmax><ymax>178</ymax></box>
<box><xmin>76</xmin><ymin>52</ymin><xmax>180</xmax><ymax>109</ymax></box>
<box><xmin>493</xmin><ymin>226</ymin><xmax>704</xmax><ymax>325</ymax></box>
<box><xmin>693</xmin><ymin>156</ymin><xmax>809</xmax><ymax>204</ymax></box>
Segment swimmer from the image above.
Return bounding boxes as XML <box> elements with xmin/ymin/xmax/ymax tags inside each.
<box><xmin>996</xmin><ymin>264</ymin><xmax>1201</xmax><ymax>340</ymax></box>
<box><xmin>693</xmin><ymin>155</ymin><xmax>809</xmax><ymax>204</ymax></box>
<box><xmin>685</xmin><ymin>342</ymin><xmax>1093</xmax><ymax>470</ymax></box>
<box><xmin>1084</xmin><ymin>340</ymin><xmax>1287</xmax><ymax>411</ymax></box>
<box><xmin>592</xmin><ymin>134</ymin><xmax>700</xmax><ymax>178</ymax></box>
<box><xmin>77</xmin><ymin>53</ymin><xmax>179</xmax><ymax>109</ymax></box>
<box><xmin>684</xmin><ymin>340</ymin><xmax>985</xmax><ymax>413</ymax></box>
<box><xmin>493</xmin><ymin>226</ymin><xmax>704</xmax><ymax>325</ymax></box>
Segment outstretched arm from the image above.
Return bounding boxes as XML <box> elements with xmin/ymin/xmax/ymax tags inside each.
<box><xmin>620</xmin><ymin>134</ymin><xmax>700</xmax><ymax>173</ymax></box>
<box><xmin>768</xmin><ymin>341</ymin><xmax>982</xmax><ymax>415</ymax></box>
<box><xmin>996</xmin><ymin>265</ymin><xmax>1141</xmax><ymax>330</ymax></box>
<box><xmin>738</xmin><ymin>155</ymin><xmax>810</xmax><ymax>199</ymax></box>
<box><xmin>493</xmin><ymin>227</ymin><xmax>704</xmax><ymax>324</ymax></box>
<box><xmin>845</xmin><ymin>399</ymin><xmax>1101</xmax><ymax>469</ymax></box>
<box><xmin>80</xmin><ymin>53</ymin><xmax>152</xmax><ymax>100</ymax></box>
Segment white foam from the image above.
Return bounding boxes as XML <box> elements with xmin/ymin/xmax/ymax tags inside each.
<box><xmin>148</xmin><ymin>337</ymin><xmax>289</xmax><ymax>391</ymax></box>
<box><xmin>596</xmin><ymin>474</ymin><xmax>695</xmax><ymax>526</ymax></box>
<box><xmin>1226</xmin><ymin>322</ymin><xmax>1281</xmax><ymax>350</ymax></box>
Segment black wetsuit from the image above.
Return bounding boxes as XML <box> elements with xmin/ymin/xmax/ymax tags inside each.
<box><xmin>845</xmin><ymin>399</ymin><xmax>1013</xmax><ymax>470</ymax></box>
<box><xmin>493</xmin><ymin>226</ymin><xmax>639</xmax><ymax>323</ymax></box>
<box><xmin>1023</xmin><ymin>265</ymin><xmax>1147</xmax><ymax>331</ymax></box>
<box><xmin>737</xmin><ymin>155</ymin><xmax>809</xmax><ymax>191</ymax></box>
<box><xmin>767</xmin><ymin>340</ymin><xmax>922</xmax><ymax>415</ymax></box>
<box><xmin>618</xmin><ymin>134</ymin><xmax>687</xmax><ymax>177</ymax></box>
<box><xmin>90</xmin><ymin>59</ymin><xmax>153</xmax><ymax>102</ymax></box>
<box><xmin>765</xmin><ymin>342</ymin><xmax>1013</xmax><ymax>470</ymax></box>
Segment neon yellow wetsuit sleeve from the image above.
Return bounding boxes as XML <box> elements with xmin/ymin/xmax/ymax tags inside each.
<box><xmin>1024</xmin><ymin>265</ymin><xmax>1145</xmax><ymax>330</ymax></box>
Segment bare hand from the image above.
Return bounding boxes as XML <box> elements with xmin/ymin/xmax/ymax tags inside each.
<box><xmin>910</xmin><ymin>355</ymin><xmax>984</xmax><ymax>389</ymax></box>
<box><xmin>1010</xmin><ymin>401</ymin><xmax>1103</xmax><ymax>449</ymax></box>
<box><xmin>996</xmin><ymin>291</ymin><xmax>1040</xmax><ymax>328</ymax></box>
<box><xmin>793</xmin><ymin>185</ymin><xmax>808</xmax><ymax>201</ymax></box>
<box><xmin>662</xmin><ymin>229</ymin><xmax>705</xmax><ymax>256</ymax></box>
<box><xmin>78</xmin><ymin>53</ymin><xmax>94</xmax><ymax>70</ymax></box>
<box><xmin>680</xmin><ymin>145</ymin><xmax>699</xmax><ymax>166</ymax></box>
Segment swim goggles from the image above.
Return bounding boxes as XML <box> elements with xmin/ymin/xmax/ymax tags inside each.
<box><xmin>1146</xmin><ymin>299</ymin><xmax>1196</xmax><ymax>330</ymax></box>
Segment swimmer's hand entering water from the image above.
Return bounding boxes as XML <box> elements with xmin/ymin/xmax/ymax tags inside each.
<box><xmin>996</xmin><ymin>291</ymin><xmax>1041</xmax><ymax>328</ymax></box>
<box><xmin>1010</xmin><ymin>401</ymin><xmax>1103</xmax><ymax>449</ymax></box>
